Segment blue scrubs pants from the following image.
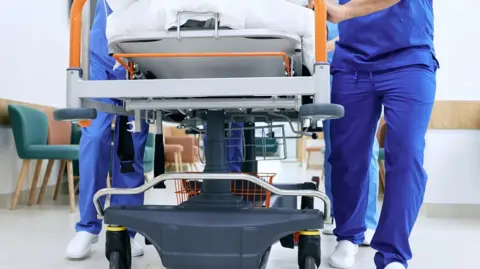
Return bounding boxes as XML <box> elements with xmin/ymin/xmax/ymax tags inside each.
<box><xmin>323</xmin><ymin>119</ymin><xmax>379</xmax><ymax>230</ymax></box>
<box><xmin>330</xmin><ymin>65</ymin><xmax>436</xmax><ymax>269</ymax></box>
<box><xmin>75</xmin><ymin>54</ymin><xmax>149</xmax><ymax>238</ymax></box>
<box><xmin>203</xmin><ymin>122</ymin><xmax>244</xmax><ymax>172</ymax></box>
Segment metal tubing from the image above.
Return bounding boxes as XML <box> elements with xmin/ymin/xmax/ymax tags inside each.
<box><xmin>125</xmin><ymin>98</ymin><xmax>299</xmax><ymax>111</ymax></box>
<box><xmin>93</xmin><ymin>172</ymin><xmax>332</xmax><ymax>223</ymax></box>
<box><xmin>81</xmin><ymin>0</ymin><xmax>91</xmax><ymax>80</ymax></box>
<box><xmin>202</xmin><ymin>110</ymin><xmax>231</xmax><ymax>194</ymax></box>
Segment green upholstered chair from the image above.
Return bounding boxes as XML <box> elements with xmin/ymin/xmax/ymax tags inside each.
<box><xmin>378</xmin><ymin>148</ymin><xmax>385</xmax><ymax>161</ymax></box>
<box><xmin>8</xmin><ymin>104</ymin><xmax>79</xmax><ymax>212</ymax></box>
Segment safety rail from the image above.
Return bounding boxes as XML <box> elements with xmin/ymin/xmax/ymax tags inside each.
<box><xmin>93</xmin><ymin>172</ymin><xmax>332</xmax><ymax>223</ymax></box>
<box><xmin>113</xmin><ymin>52</ymin><xmax>293</xmax><ymax>76</ymax></box>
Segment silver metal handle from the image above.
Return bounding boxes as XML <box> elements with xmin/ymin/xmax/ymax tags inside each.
<box><xmin>93</xmin><ymin>173</ymin><xmax>331</xmax><ymax>223</ymax></box>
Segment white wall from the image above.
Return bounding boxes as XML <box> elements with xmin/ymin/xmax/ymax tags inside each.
<box><xmin>423</xmin><ymin>0</ymin><xmax>480</xmax><ymax>204</ymax></box>
<box><xmin>0</xmin><ymin>1</ymin><xmax>69</xmax><ymax>195</ymax></box>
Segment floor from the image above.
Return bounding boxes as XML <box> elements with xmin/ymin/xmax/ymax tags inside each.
<box><xmin>1</xmin><ymin>160</ymin><xmax>479</xmax><ymax>269</ymax></box>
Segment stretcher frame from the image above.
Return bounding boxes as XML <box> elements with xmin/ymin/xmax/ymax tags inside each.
<box><xmin>63</xmin><ymin>1</ymin><xmax>340</xmax><ymax>269</ymax></box>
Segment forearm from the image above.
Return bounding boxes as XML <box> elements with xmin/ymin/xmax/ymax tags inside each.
<box><xmin>344</xmin><ymin>0</ymin><xmax>401</xmax><ymax>19</ymax></box>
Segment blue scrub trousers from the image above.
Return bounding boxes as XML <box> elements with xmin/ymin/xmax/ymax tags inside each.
<box><xmin>323</xmin><ymin>119</ymin><xmax>379</xmax><ymax>230</ymax></box>
<box><xmin>75</xmin><ymin>54</ymin><xmax>149</xmax><ymax>238</ymax></box>
<box><xmin>330</xmin><ymin>65</ymin><xmax>436</xmax><ymax>269</ymax></box>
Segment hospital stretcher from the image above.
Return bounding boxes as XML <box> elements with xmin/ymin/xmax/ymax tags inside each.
<box><xmin>57</xmin><ymin>1</ymin><xmax>344</xmax><ymax>269</ymax></box>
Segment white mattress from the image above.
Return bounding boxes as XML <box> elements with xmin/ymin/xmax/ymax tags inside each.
<box><xmin>105</xmin><ymin>0</ymin><xmax>315</xmax><ymax>72</ymax></box>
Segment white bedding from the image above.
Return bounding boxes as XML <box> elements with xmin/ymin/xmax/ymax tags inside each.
<box><xmin>105</xmin><ymin>0</ymin><xmax>315</xmax><ymax>72</ymax></box>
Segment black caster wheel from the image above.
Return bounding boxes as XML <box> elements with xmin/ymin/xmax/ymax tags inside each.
<box><xmin>300</xmin><ymin>256</ymin><xmax>318</xmax><ymax>269</ymax></box>
<box><xmin>106</xmin><ymin>228</ymin><xmax>131</xmax><ymax>269</ymax></box>
<box><xmin>299</xmin><ymin>103</ymin><xmax>344</xmax><ymax>120</ymax></box>
<box><xmin>53</xmin><ymin>108</ymin><xmax>97</xmax><ymax>121</ymax></box>
<box><xmin>109</xmin><ymin>251</ymin><xmax>131</xmax><ymax>269</ymax></box>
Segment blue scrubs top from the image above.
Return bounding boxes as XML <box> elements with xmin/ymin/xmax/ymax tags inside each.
<box><xmin>90</xmin><ymin>0</ymin><xmax>125</xmax><ymax>79</ymax></box>
<box><xmin>327</xmin><ymin>21</ymin><xmax>339</xmax><ymax>64</ymax></box>
<box><xmin>331</xmin><ymin>0</ymin><xmax>439</xmax><ymax>72</ymax></box>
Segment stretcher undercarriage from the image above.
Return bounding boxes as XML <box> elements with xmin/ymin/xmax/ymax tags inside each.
<box><xmin>57</xmin><ymin>1</ymin><xmax>344</xmax><ymax>269</ymax></box>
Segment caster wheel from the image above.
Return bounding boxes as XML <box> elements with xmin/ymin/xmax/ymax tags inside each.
<box><xmin>109</xmin><ymin>251</ymin><xmax>131</xmax><ymax>269</ymax></box>
<box><xmin>53</xmin><ymin>108</ymin><xmax>97</xmax><ymax>121</ymax></box>
<box><xmin>299</xmin><ymin>103</ymin><xmax>344</xmax><ymax>120</ymax></box>
<box><xmin>106</xmin><ymin>229</ymin><xmax>132</xmax><ymax>269</ymax></box>
<box><xmin>301</xmin><ymin>256</ymin><xmax>318</xmax><ymax>269</ymax></box>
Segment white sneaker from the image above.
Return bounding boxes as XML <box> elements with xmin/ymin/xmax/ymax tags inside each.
<box><xmin>322</xmin><ymin>222</ymin><xmax>336</xmax><ymax>235</ymax></box>
<box><xmin>385</xmin><ymin>262</ymin><xmax>406</xmax><ymax>269</ymax></box>
<box><xmin>362</xmin><ymin>229</ymin><xmax>375</xmax><ymax>246</ymax></box>
<box><xmin>130</xmin><ymin>238</ymin><xmax>144</xmax><ymax>257</ymax></box>
<box><xmin>66</xmin><ymin>231</ymin><xmax>99</xmax><ymax>259</ymax></box>
<box><xmin>328</xmin><ymin>240</ymin><xmax>358</xmax><ymax>268</ymax></box>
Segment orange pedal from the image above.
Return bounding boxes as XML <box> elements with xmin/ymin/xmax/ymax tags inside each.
<box><xmin>78</xmin><ymin>120</ymin><xmax>92</xmax><ymax>127</ymax></box>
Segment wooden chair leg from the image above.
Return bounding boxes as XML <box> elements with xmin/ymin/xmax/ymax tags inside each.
<box><xmin>27</xmin><ymin>159</ymin><xmax>43</xmax><ymax>206</ymax></box>
<box><xmin>106</xmin><ymin>173</ymin><xmax>111</xmax><ymax>188</ymax></box>
<box><xmin>192</xmin><ymin>163</ymin><xmax>199</xmax><ymax>171</ymax></box>
<box><xmin>37</xmin><ymin>160</ymin><xmax>55</xmax><ymax>204</ymax></box>
<box><xmin>174</xmin><ymin>153</ymin><xmax>180</xmax><ymax>172</ymax></box>
<box><xmin>378</xmin><ymin>160</ymin><xmax>386</xmax><ymax>195</ymax></box>
<box><xmin>53</xmin><ymin>160</ymin><xmax>66</xmax><ymax>200</ymax></box>
<box><xmin>306</xmin><ymin>152</ymin><xmax>312</xmax><ymax>169</ymax></box>
<box><xmin>66</xmin><ymin>161</ymin><xmax>76</xmax><ymax>213</ymax></box>
<box><xmin>10</xmin><ymin>160</ymin><xmax>31</xmax><ymax>210</ymax></box>
<box><xmin>178</xmin><ymin>154</ymin><xmax>184</xmax><ymax>172</ymax></box>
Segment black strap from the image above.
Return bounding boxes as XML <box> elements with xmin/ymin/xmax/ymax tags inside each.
<box><xmin>153</xmin><ymin>134</ymin><xmax>167</xmax><ymax>188</ymax></box>
<box><xmin>117</xmin><ymin>115</ymin><xmax>135</xmax><ymax>173</ymax></box>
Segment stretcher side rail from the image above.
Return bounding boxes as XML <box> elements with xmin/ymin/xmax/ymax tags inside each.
<box><xmin>93</xmin><ymin>172</ymin><xmax>332</xmax><ymax>223</ymax></box>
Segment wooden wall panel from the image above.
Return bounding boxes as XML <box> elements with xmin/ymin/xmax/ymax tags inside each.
<box><xmin>429</xmin><ymin>101</ymin><xmax>480</xmax><ymax>129</ymax></box>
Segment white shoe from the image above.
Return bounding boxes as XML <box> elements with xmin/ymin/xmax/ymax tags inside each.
<box><xmin>130</xmin><ymin>238</ymin><xmax>144</xmax><ymax>257</ymax></box>
<box><xmin>66</xmin><ymin>231</ymin><xmax>99</xmax><ymax>259</ymax></box>
<box><xmin>385</xmin><ymin>262</ymin><xmax>406</xmax><ymax>269</ymax></box>
<box><xmin>328</xmin><ymin>241</ymin><xmax>358</xmax><ymax>268</ymax></box>
<box><xmin>362</xmin><ymin>229</ymin><xmax>375</xmax><ymax>246</ymax></box>
<box><xmin>322</xmin><ymin>222</ymin><xmax>336</xmax><ymax>235</ymax></box>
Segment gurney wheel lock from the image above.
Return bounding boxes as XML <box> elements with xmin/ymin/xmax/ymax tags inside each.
<box><xmin>53</xmin><ymin>108</ymin><xmax>97</xmax><ymax>121</ymax></box>
<box><xmin>299</xmin><ymin>103</ymin><xmax>345</xmax><ymax>121</ymax></box>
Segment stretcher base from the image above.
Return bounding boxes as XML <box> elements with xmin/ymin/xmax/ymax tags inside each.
<box><xmin>104</xmin><ymin>204</ymin><xmax>324</xmax><ymax>269</ymax></box>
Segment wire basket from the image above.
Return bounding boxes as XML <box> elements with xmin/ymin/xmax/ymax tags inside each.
<box><xmin>174</xmin><ymin>173</ymin><xmax>276</xmax><ymax>207</ymax></box>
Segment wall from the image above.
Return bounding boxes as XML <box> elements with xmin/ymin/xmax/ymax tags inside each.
<box><xmin>423</xmin><ymin>0</ymin><xmax>480</xmax><ymax>205</ymax></box>
<box><xmin>0</xmin><ymin>1</ymin><xmax>69</xmax><ymax>195</ymax></box>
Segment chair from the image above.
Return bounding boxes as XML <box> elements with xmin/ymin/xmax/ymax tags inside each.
<box><xmin>37</xmin><ymin>108</ymin><xmax>80</xmax><ymax>207</ymax></box>
<box><xmin>164</xmin><ymin>126</ymin><xmax>200</xmax><ymax>171</ymax></box>
<box><xmin>8</xmin><ymin>104</ymin><xmax>79</xmax><ymax>212</ymax></box>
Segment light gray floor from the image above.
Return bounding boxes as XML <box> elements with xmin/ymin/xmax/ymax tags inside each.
<box><xmin>1</xmin><ymin>161</ymin><xmax>479</xmax><ymax>269</ymax></box>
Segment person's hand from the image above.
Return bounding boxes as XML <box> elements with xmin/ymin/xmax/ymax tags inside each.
<box><xmin>327</xmin><ymin>2</ymin><xmax>350</xmax><ymax>23</ymax></box>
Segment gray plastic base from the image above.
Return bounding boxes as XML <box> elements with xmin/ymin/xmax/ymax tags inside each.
<box><xmin>104</xmin><ymin>205</ymin><xmax>323</xmax><ymax>269</ymax></box>
<box><xmin>299</xmin><ymin>103</ymin><xmax>344</xmax><ymax>120</ymax></box>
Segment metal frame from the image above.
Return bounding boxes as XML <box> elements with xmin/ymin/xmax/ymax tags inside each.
<box><xmin>94</xmin><ymin>172</ymin><xmax>332</xmax><ymax>223</ymax></box>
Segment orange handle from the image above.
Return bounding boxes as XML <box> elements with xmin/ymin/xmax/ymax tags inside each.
<box><xmin>69</xmin><ymin>0</ymin><xmax>88</xmax><ymax>68</ymax></box>
<box><xmin>113</xmin><ymin>52</ymin><xmax>292</xmax><ymax>76</ymax></box>
<box><xmin>314</xmin><ymin>0</ymin><xmax>328</xmax><ymax>63</ymax></box>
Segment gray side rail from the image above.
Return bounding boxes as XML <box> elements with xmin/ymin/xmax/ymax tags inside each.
<box><xmin>93</xmin><ymin>173</ymin><xmax>331</xmax><ymax>223</ymax></box>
